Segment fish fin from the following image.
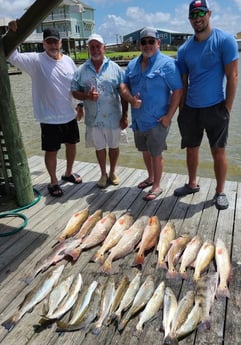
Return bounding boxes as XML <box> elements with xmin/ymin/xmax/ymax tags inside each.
<box><xmin>198</xmin><ymin>319</ymin><xmax>211</xmax><ymax>331</ymax></box>
<box><xmin>101</xmin><ymin>258</ymin><xmax>112</xmax><ymax>275</ymax></box>
<box><xmin>1</xmin><ymin>314</ymin><xmax>19</xmax><ymax>331</ymax></box>
<box><xmin>216</xmin><ymin>284</ymin><xmax>230</xmax><ymax>299</ymax></box>
<box><xmin>156</xmin><ymin>261</ymin><xmax>167</xmax><ymax>270</ymax></box>
<box><xmin>163</xmin><ymin>335</ymin><xmax>179</xmax><ymax>345</ymax></box>
<box><xmin>166</xmin><ymin>269</ymin><xmax>179</xmax><ymax>279</ymax></box>
<box><xmin>132</xmin><ymin>253</ymin><xmax>144</xmax><ymax>266</ymax></box>
<box><xmin>91</xmin><ymin>252</ymin><xmax>105</xmax><ymax>265</ymax></box>
<box><xmin>66</xmin><ymin>247</ymin><xmax>81</xmax><ymax>261</ymax></box>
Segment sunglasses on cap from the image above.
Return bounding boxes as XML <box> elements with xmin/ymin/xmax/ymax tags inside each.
<box><xmin>189</xmin><ymin>11</ymin><xmax>207</xmax><ymax>19</ymax></box>
<box><xmin>140</xmin><ymin>38</ymin><xmax>156</xmax><ymax>46</ymax></box>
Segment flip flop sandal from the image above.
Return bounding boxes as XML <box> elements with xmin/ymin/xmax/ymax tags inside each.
<box><xmin>61</xmin><ymin>173</ymin><xmax>82</xmax><ymax>184</ymax></box>
<box><xmin>137</xmin><ymin>180</ymin><xmax>153</xmax><ymax>189</ymax></box>
<box><xmin>48</xmin><ymin>184</ymin><xmax>63</xmax><ymax>197</ymax></box>
<box><xmin>143</xmin><ymin>189</ymin><xmax>163</xmax><ymax>201</ymax></box>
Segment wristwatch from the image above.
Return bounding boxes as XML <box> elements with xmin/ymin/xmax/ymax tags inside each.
<box><xmin>77</xmin><ymin>103</ymin><xmax>84</xmax><ymax>107</ymax></box>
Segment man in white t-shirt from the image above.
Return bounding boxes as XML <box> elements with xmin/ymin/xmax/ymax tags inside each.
<box><xmin>7</xmin><ymin>23</ymin><xmax>83</xmax><ymax>197</ymax></box>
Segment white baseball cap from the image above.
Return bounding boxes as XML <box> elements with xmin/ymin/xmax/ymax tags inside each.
<box><xmin>87</xmin><ymin>34</ymin><xmax>104</xmax><ymax>44</ymax></box>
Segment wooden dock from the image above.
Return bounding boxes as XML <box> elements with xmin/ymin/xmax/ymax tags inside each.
<box><xmin>0</xmin><ymin>155</ymin><xmax>240</xmax><ymax>345</ymax></box>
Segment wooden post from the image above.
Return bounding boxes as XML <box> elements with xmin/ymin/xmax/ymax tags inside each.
<box><xmin>0</xmin><ymin>40</ymin><xmax>34</xmax><ymax>206</ymax></box>
<box><xmin>0</xmin><ymin>0</ymin><xmax>62</xmax><ymax>206</ymax></box>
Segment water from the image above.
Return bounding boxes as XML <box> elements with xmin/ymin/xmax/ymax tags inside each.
<box><xmin>9</xmin><ymin>60</ymin><xmax>241</xmax><ymax>182</ymax></box>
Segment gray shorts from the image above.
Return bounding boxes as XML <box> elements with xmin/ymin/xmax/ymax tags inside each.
<box><xmin>134</xmin><ymin>123</ymin><xmax>169</xmax><ymax>156</ymax></box>
<box><xmin>177</xmin><ymin>102</ymin><xmax>230</xmax><ymax>149</ymax></box>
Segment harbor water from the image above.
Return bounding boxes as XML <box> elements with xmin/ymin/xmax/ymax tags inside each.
<box><xmin>9</xmin><ymin>63</ymin><xmax>241</xmax><ymax>183</ymax></box>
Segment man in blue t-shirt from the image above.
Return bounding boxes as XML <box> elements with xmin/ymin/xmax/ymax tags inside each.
<box><xmin>174</xmin><ymin>0</ymin><xmax>239</xmax><ymax>210</ymax></box>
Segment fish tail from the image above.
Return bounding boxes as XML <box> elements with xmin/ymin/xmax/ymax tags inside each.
<box><xmin>55</xmin><ymin>321</ymin><xmax>71</xmax><ymax>332</ymax></box>
<box><xmin>1</xmin><ymin>314</ymin><xmax>19</xmax><ymax>331</ymax></box>
<box><xmin>166</xmin><ymin>269</ymin><xmax>179</xmax><ymax>279</ymax></box>
<box><xmin>178</xmin><ymin>271</ymin><xmax>189</xmax><ymax>280</ymax></box>
<box><xmin>198</xmin><ymin>319</ymin><xmax>211</xmax><ymax>331</ymax></box>
<box><xmin>101</xmin><ymin>257</ymin><xmax>112</xmax><ymax>274</ymax></box>
<box><xmin>156</xmin><ymin>260</ymin><xmax>167</xmax><ymax>270</ymax></box>
<box><xmin>132</xmin><ymin>253</ymin><xmax>144</xmax><ymax>266</ymax></box>
<box><xmin>163</xmin><ymin>335</ymin><xmax>179</xmax><ymax>345</ymax></box>
<box><xmin>216</xmin><ymin>284</ymin><xmax>230</xmax><ymax>299</ymax></box>
<box><xmin>67</xmin><ymin>247</ymin><xmax>82</xmax><ymax>261</ymax></box>
<box><xmin>91</xmin><ymin>252</ymin><xmax>105</xmax><ymax>265</ymax></box>
<box><xmin>22</xmin><ymin>274</ymin><xmax>35</xmax><ymax>285</ymax></box>
<box><xmin>118</xmin><ymin>311</ymin><xmax>131</xmax><ymax>332</ymax></box>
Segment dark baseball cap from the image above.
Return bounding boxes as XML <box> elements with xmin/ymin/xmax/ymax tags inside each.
<box><xmin>189</xmin><ymin>0</ymin><xmax>210</xmax><ymax>15</ymax></box>
<box><xmin>43</xmin><ymin>28</ymin><xmax>60</xmax><ymax>41</ymax></box>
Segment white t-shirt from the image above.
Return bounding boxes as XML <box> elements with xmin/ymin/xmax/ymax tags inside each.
<box><xmin>8</xmin><ymin>50</ymin><xmax>77</xmax><ymax>124</ymax></box>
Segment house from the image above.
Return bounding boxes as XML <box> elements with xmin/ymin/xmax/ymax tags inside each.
<box><xmin>0</xmin><ymin>1</ymin><xmax>95</xmax><ymax>53</ymax></box>
<box><xmin>123</xmin><ymin>28</ymin><xmax>192</xmax><ymax>50</ymax></box>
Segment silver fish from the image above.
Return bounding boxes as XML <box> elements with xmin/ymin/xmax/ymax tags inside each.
<box><xmin>91</xmin><ymin>276</ymin><xmax>116</xmax><ymax>335</ymax></box>
<box><xmin>193</xmin><ymin>240</ymin><xmax>215</xmax><ymax>282</ymax></box>
<box><xmin>45</xmin><ymin>273</ymin><xmax>83</xmax><ymax>319</ymax></box>
<box><xmin>175</xmin><ymin>301</ymin><xmax>202</xmax><ymax>339</ymax></box>
<box><xmin>68</xmin><ymin>280</ymin><xmax>98</xmax><ymax>325</ymax></box>
<box><xmin>45</xmin><ymin>274</ymin><xmax>74</xmax><ymax>317</ymax></box>
<box><xmin>105</xmin><ymin>275</ymin><xmax>130</xmax><ymax>325</ymax></box>
<box><xmin>162</xmin><ymin>287</ymin><xmax>178</xmax><ymax>339</ymax></box>
<box><xmin>111</xmin><ymin>271</ymin><xmax>142</xmax><ymax>324</ymax></box>
<box><xmin>136</xmin><ymin>280</ymin><xmax>165</xmax><ymax>333</ymax></box>
<box><xmin>118</xmin><ymin>275</ymin><xmax>155</xmax><ymax>332</ymax></box>
<box><xmin>56</xmin><ymin>283</ymin><xmax>103</xmax><ymax>332</ymax></box>
<box><xmin>1</xmin><ymin>264</ymin><xmax>65</xmax><ymax>331</ymax></box>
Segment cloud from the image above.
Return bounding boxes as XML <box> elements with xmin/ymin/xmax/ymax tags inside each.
<box><xmin>0</xmin><ymin>0</ymin><xmax>34</xmax><ymax>18</ymax></box>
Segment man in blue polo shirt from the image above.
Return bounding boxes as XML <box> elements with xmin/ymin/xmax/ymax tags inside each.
<box><xmin>174</xmin><ymin>0</ymin><xmax>239</xmax><ymax>210</ymax></box>
<box><xmin>120</xmin><ymin>27</ymin><xmax>183</xmax><ymax>201</ymax></box>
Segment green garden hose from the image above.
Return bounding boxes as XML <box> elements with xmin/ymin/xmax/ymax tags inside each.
<box><xmin>0</xmin><ymin>188</ymin><xmax>41</xmax><ymax>237</ymax></box>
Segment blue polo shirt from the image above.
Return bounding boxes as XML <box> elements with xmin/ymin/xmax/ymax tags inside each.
<box><xmin>123</xmin><ymin>51</ymin><xmax>183</xmax><ymax>132</ymax></box>
<box><xmin>71</xmin><ymin>57</ymin><xmax>124</xmax><ymax>129</ymax></box>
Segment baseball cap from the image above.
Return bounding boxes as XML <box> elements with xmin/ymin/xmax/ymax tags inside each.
<box><xmin>87</xmin><ymin>33</ymin><xmax>104</xmax><ymax>44</ymax></box>
<box><xmin>43</xmin><ymin>28</ymin><xmax>60</xmax><ymax>41</ymax></box>
<box><xmin>140</xmin><ymin>27</ymin><xmax>158</xmax><ymax>39</ymax></box>
<box><xmin>189</xmin><ymin>0</ymin><xmax>210</xmax><ymax>14</ymax></box>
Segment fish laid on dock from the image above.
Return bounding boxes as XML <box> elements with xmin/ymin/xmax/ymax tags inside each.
<box><xmin>193</xmin><ymin>240</ymin><xmax>215</xmax><ymax>282</ymax></box>
<box><xmin>74</xmin><ymin>209</ymin><xmax>103</xmax><ymax>241</ymax></box>
<box><xmin>118</xmin><ymin>275</ymin><xmax>155</xmax><ymax>332</ymax></box>
<box><xmin>111</xmin><ymin>271</ymin><xmax>142</xmax><ymax>324</ymax></box>
<box><xmin>136</xmin><ymin>280</ymin><xmax>165</xmax><ymax>333</ymax></box>
<box><xmin>92</xmin><ymin>212</ymin><xmax>134</xmax><ymax>265</ymax></box>
<box><xmin>74</xmin><ymin>212</ymin><xmax>117</xmax><ymax>259</ymax></box>
<box><xmin>58</xmin><ymin>208</ymin><xmax>89</xmax><ymax>242</ymax></box>
<box><xmin>156</xmin><ymin>222</ymin><xmax>176</xmax><ymax>269</ymax></box>
<box><xmin>215</xmin><ymin>238</ymin><xmax>232</xmax><ymax>298</ymax></box>
<box><xmin>179</xmin><ymin>235</ymin><xmax>203</xmax><ymax>279</ymax></box>
<box><xmin>166</xmin><ymin>234</ymin><xmax>191</xmax><ymax>279</ymax></box>
<box><xmin>101</xmin><ymin>215</ymin><xmax>148</xmax><ymax>274</ymax></box>
<box><xmin>132</xmin><ymin>215</ymin><xmax>161</xmax><ymax>266</ymax></box>
<box><xmin>1</xmin><ymin>264</ymin><xmax>65</xmax><ymax>331</ymax></box>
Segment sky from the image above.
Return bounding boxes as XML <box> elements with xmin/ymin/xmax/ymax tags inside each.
<box><xmin>1</xmin><ymin>0</ymin><xmax>241</xmax><ymax>43</ymax></box>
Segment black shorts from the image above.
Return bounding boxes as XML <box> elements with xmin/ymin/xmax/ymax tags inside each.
<box><xmin>177</xmin><ymin>102</ymin><xmax>230</xmax><ymax>149</ymax></box>
<box><xmin>40</xmin><ymin>119</ymin><xmax>80</xmax><ymax>151</ymax></box>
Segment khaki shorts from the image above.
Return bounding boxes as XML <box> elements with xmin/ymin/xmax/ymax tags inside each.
<box><xmin>85</xmin><ymin>126</ymin><xmax>121</xmax><ymax>150</ymax></box>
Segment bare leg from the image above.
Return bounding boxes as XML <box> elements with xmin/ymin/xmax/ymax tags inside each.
<box><xmin>96</xmin><ymin>148</ymin><xmax>107</xmax><ymax>176</ymax></box>
<box><xmin>109</xmin><ymin>147</ymin><xmax>119</xmax><ymax>176</ymax></box>
<box><xmin>64</xmin><ymin>143</ymin><xmax>76</xmax><ymax>176</ymax></box>
<box><xmin>211</xmin><ymin>147</ymin><xmax>227</xmax><ymax>194</ymax></box>
<box><xmin>45</xmin><ymin>150</ymin><xmax>58</xmax><ymax>185</ymax></box>
<box><xmin>142</xmin><ymin>150</ymin><xmax>154</xmax><ymax>182</ymax></box>
<box><xmin>149</xmin><ymin>155</ymin><xmax>163</xmax><ymax>193</ymax></box>
<box><xmin>186</xmin><ymin>146</ymin><xmax>199</xmax><ymax>188</ymax></box>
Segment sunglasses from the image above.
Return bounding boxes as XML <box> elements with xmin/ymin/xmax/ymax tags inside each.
<box><xmin>189</xmin><ymin>11</ymin><xmax>207</xmax><ymax>19</ymax></box>
<box><xmin>140</xmin><ymin>38</ymin><xmax>156</xmax><ymax>46</ymax></box>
